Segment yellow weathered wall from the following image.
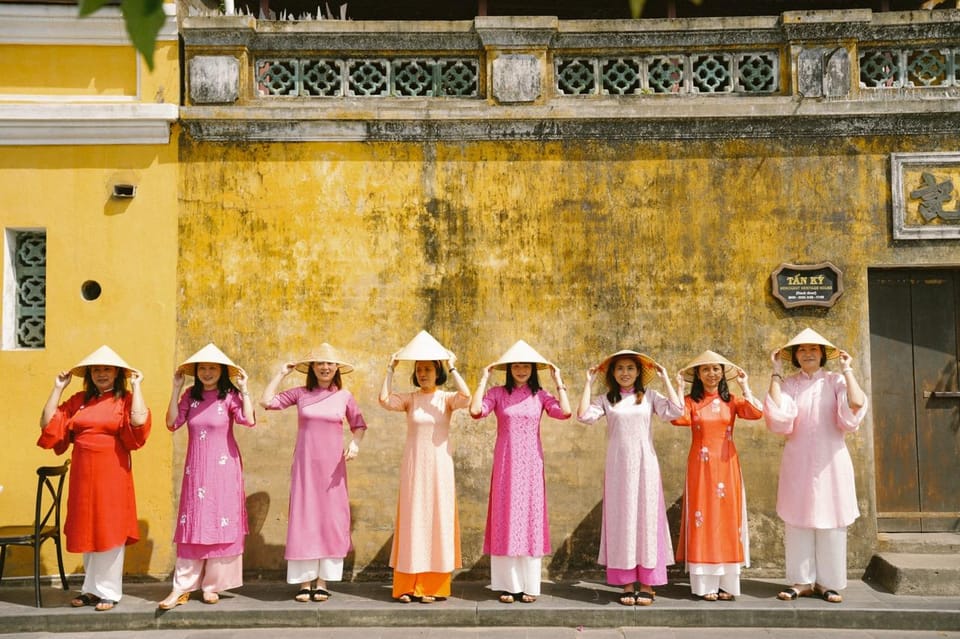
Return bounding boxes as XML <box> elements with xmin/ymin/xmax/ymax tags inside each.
<box><xmin>0</xmin><ymin>41</ymin><xmax>179</xmax><ymax>580</ymax></box>
<box><xmin>0</xmin><ymin>44</ymin><xmax>138</xmax><ymax>97</ymax></box>
<box><xmin>177</xmin><ymin>133</ymin><xmax>960</xmax><ymax>578</ymax></box>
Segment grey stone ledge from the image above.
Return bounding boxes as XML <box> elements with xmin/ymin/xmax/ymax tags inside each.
<box><xmin>182</xmin><ymin>10</ymin><xmax>960</xmax><ymax>52</ymax></box>
<box><xmin>181</xmin><ymin>109</ymin><xmax>960</xmax><ymax>142</ymax></box>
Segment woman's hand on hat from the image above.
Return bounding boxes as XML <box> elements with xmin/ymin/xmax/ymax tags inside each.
<box><xmin>54</xmin><ymin>370</ymin><xmax>72</xmax><ymax>389</ymax></box>
<box><xmin>387</xmin><ymin>353</ymin><xmax>399</xmax><ymax>372</ymax></box>
<box><xmin>586</xmin><ymin>366</ymin><xmax>599</xmax><ymax>384</ymax></box>
<box><xmin>447</xmin><ymin>352</ymin><xmax>457</xmax><ymax>369</ymax></box>
<box><xmin>654</xmin><ymin>362</ymin><xmax>669</xmax><ymax>381</ymax></box>
<box><xmin>735</xmin><ymin>367</ymin><xmax>749</xmax><ymax>385</ymax></box>
<box><xmin>675</xmin><ymin>370</ymin><xmax>685</xmax><ymax>390</ymax></box>
<box><xmin>172</xmin><ymin>370</ymin><xmax>186</xmax><ymax>389</ymax></box>
<box><xmin>770</xmin><ymin>349</ymin><xmax>784</xmax><ymax>374</ymax></box>
<box><xmin>130</xmin><ymin>369</ymin><xmax>143</xmax><ymax>387</ymax></box>
<box><xmin>838</xmin><ymin>350</ymin><xmax>853</xmax><ymax>371</ymax></box>
<box><xmin>235</xmin><ymin>369</ymin><xmax>249</xmax><ymax>392</ymax></box>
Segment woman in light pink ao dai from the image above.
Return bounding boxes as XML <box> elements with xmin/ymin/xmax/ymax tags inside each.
<box><xmin>576</xmin><ymin>350</ymin><xmax>682</xmax><ymax>606</ymax></box>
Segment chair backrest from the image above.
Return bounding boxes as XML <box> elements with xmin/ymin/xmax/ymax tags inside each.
<box><xmin>34</xmin><ymin>461</ymin><xmax>69</xmax><ymax>538</ymax></box>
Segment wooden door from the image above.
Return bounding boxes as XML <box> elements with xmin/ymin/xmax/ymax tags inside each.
<box><xmin>869</xmin><ymin>269</ymin><xmax>960</xmax><ymax>532</ymax></box>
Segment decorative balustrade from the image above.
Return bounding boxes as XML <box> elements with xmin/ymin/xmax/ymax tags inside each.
<box><xmin>180</xmin><ymin>11</ymin><xmax>960</xmax><ymax>140</ymax></box>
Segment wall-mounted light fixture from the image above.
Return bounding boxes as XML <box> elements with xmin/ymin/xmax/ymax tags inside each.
<box><xmin>112</xmin><ymin>184</ymin><xmax>137</xmax><ymax>199</ymax></box>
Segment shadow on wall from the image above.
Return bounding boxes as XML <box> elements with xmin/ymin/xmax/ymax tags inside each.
<box><xmin>243</xmin><ymin>492</ymin><xmax>286</xmax><ymax>578</ymax></box>
<box><xmin>548</xmin><ymin>500</ymin><xmax>602</xmax><ymax>581</ymax></box>
<box><xmin>126</xmin><ymin>519</ymin><xmax>155</xmax><ymax>577</ymax></box>
<box><xmin>354</xmin><ymin>534</ymin><xmax>394</xmax><ymax>582</ymax></box>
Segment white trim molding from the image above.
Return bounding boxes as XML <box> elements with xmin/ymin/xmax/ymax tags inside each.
<box><xmin>0</xmin><ymin>3</ymin><xmax>178</xmax><ymax>45</ymax></box>
<box><xmin>0</xmin><ymin>103</ymin><xmax>179</xmax><ymax>145</ymax></box>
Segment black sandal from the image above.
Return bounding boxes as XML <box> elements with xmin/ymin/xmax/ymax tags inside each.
<box><xmin>498</xmin><ymin>591</ymin><xmax>515</xmax><ymax>604</ymax></box>
<box><xmin>635</xmin><ymin>591</ymin><xmax>655</xmax><ymax>606</ymax></box>
<box><xmin>312</xmin><ymin>588</ymin><xmax>330</xmax><ymax>602</ymax></box>
<box><xmin>294</xmin><ymin>588</ymin><xmax>312</xmax><ymax>602</ymax></box>
<box><xmin>70</xmin><ymin>593</ymin><xmax>100</xmax><ymax>607</ymax></box>
<box><xmin>618</xmin><ymin>591</ymin><xmax>636</xmax><ymax>606</ymax></box>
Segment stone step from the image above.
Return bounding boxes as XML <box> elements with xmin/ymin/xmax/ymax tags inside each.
<box><xmin>863</xmin><ymin>551</ymin><xmax>960</xmax><ymax>596</ymax></box>
<box><xmin>877</xmin><ymin>532</ymin><xmax>960</xmax><ymax>554</ymax></box>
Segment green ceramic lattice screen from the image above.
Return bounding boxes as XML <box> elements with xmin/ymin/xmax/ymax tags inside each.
<box><xmin>256</xmin><ymin>57</ymin><xmax>480</xmax><ymax>98</ymax></box>
<box><xmin>13</xmin><ymin>230</ymin><xmax>46</xmax><ymax>349</ymax></box>
<box><xmin>555</xmin><ymin>51</ymin><xmax>779</xmax><ymax>95</ymax></box>
<box><xmin>860</xmin><ymin>48</ymin><xmax>960</xmax><ymax>88</ymax></box>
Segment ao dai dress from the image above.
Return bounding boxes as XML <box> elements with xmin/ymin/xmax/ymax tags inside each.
<box><xmin>37</xmin><ymin>391</ymin><xmax>151</xmax><ymax>553</ymax></box>
<box><xmin>763</xmin><ymin>368</ymin><xmax>867</xmax><ymax>529</ymax></box>
<box><xmin>671</xmin><ymin>392</ymin><xmax>762</xmax><ymax>590</ymax></box>
<box><xmin>382</xmin><ymin>390</ymin><xmax>469</xmax><ymax>578</ymax></box>
<box><xmin>265</xmin><ymin>386</ymin><xmax>367</xmax><ymax>563</ymax></box>
<box><xmin>577</xmin><ymin>390</ymin><xmax>682</xmax><ymax>585</ymax></box>
<box><xmin>474</xmin><ymin>385</ymin><xmax>569</xmax><ymax>558</ymax></box>
<box><xmin>171</xmin><ymin>389</ymin><xmax>254</xmax><ymax>560</ymax></box>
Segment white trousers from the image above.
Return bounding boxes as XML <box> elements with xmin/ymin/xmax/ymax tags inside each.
<box><xmin>689</xmin><ymin>563</ymin><xmax>742</xmax><ymax>596</ymax></box>
<box><xmin>286</xmin><ymin>558</ymin><xmax>344</xmax><ymax>584</ymax></box>
<box><xmin>80</xmin><ymin>545</ymin><xmax>125</xmax><ymax>602</ymax></box>
<box><xmin>784</xmin><ymin>524</ymin><xmax>847</xmax><ymax>591</ymax></box>
<box><xmin>490</xmin><ymin>555</ymin><xmax>542</xmax><ymax>596</ymax></box>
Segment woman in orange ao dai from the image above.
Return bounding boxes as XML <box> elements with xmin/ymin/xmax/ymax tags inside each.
<box><xmin>671</xmin><ymin>350</ymin><xmax>761</xmax><ymax>602</ymax></box>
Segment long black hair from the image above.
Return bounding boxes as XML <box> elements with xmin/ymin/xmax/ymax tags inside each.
<box><xmin>83</xmin><ymin>367</ymin><xmax>128</xmax><ymax>403</ymax></box>
<box><xmin>604</xmin><ymin>356</ymin><xmax>645</xmax><ymax>404</ymax></box>
<box><xmin>190</xmin><ymin>363</ymin><xmax>239</xmax><ymax>400</ymax></box>
<box><xmin>505</xmin><ymin>363</ymin><xmax>542</xmax><ymax>394</ymax></box>
<box><xmin>689</xmin><ymin>365</ymin><xmax>731</xmax><ymax>402</ymax></box>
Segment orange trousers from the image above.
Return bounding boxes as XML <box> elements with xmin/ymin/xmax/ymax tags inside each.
<box><xmin>392</xmin><ymin>570</ymin><xmax>452</xmax><ymax>599</ymax></box>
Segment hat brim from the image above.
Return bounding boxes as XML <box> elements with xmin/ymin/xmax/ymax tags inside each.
<box><xmin>490</xmin><ymin>360</ymin><xmax>552</xmax><ymax>371</ymax></box>
<box><xmin>70</xmin><ymin>364</ymin><xmax>138</xmax><ymax>378</ymax></box>
<box><xmin>680</xmin><ymin>363</ymin><xmax>743</xmax><ymax>383</ymax></box>
<box><xmin>176</xmin><ymin>362</ymin><xmax>245</xmax><ymax>380</ymax></box>
<box><xmin>597</xmin><ymin>350</ymin><xmax>658</xmax><ymax>388</ymax></box>
<box><xmin>779</xmin><ymin>344</ymin><xmax>841</xmax><ymax>364</ymax></box>
<box><xmin>294</xmin><ymin>361</ymin><xmax>354</xmax><ymax>375</ymax></box>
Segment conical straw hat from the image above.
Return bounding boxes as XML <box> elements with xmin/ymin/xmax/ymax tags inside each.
<box><xmin>779</xmin><ymin>327</ymin><xmax>840</xmax><ymax>363</ymax></box>
<box><xmin>678</xmin><ymin>350</ymin><xmax>742</xmax><ymax>383</ymax></box>
<box><xmin>69</xmin><ymin>345</ymin><xmax>138</xmax><ymax>378</ymax></box>
<box><xmin>597</xmin><ymin>349</ymin><xmax>658</xmax><ymax>387</ymax></box>
<box><xmin>393</xmin><ymin>330</ymin><xmax>452</xmax><ymax>362</ymax></box>
<box><xmin>490</xmin><ymin>340</ymin><xmax>553</xmax><ymax>371</ymax></box>
<box><xmin>177</xmin><ymin>343</ymin><xmax>244</xmax><ymax>379</ymax></box>
<box><xmin>294</xmin><ymin>343</ymin><xmax>354</xmax><ymax>374</ymax></box>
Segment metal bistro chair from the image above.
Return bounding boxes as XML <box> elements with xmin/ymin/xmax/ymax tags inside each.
<box><xmin>0</xmin><ymin>460</ymin><xmax>70</xmax><ymax>607</ymax></box>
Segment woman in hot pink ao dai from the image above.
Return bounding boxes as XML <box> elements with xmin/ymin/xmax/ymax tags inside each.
<box><xmin>470</xmin><ymin>340</ymin><xmax>571</xmax><ymax>604</ymax></box>
<box><xmin>159</xmin><ymin>344</ymin><xmax>255</xmax><ymax>610</ymax></box>
<box><xmin>576</xmin><ymin>350</ymin><xmax>682</xmax><ymax>606</ymax></box>
<box><xmin>260</xmin><ymin>344</ymin><xmax>366</xmax><ymax>603</ymax></box>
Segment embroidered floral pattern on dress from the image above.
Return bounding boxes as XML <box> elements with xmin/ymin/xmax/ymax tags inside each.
<box><xmin>716</xmin><ymin>482</ymin><xmax>726</xmax><ymax>498</ymax></box>
<box><xmin>699</xmin><ymin>446</ymin><xmax>710</xmax><ymax>461</ymax></box>
<box><xmin>695</xmin><ymin>510</ymin><xmax>704</xmax><ymax>527</ymax></box>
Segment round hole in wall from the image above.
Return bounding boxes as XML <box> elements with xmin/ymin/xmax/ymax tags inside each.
<box><xmin>81</xmin><ymin>280</ymin><xmax>102</xmax><ymax>301</ymax></box>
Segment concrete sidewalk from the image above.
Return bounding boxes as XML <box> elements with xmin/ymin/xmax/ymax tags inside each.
<box><xmin>1</xmin><ymin>578</ymin><xmax>959</xmax><ymax>634</ymax></box>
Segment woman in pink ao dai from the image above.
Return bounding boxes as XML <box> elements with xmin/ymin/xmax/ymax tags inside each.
<box><xmin>576</xmin><ymin>350</ymin><xmax>682</xmax><ymax>606</ymax></box>
<box><xmin>159</xmin><ymin>344</ymin><xmax>255</xmax><ymax>610</ymax></box>
<box><xmin>260</xmin><ymin>344</ymin><xmax>367</xmax><ymax>603</ymax></box>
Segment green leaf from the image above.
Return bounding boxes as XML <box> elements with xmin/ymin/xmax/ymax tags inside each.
<box><xmin>78</xmin><ymin>0</ymin><xmax>166</xmax><ymax>71</ymax></box>
<box><xmin>121</xmin><ymin>0</ymin><xmax>166</xmax><ymax>71</ymax></box>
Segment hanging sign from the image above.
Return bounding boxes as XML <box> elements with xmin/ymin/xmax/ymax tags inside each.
<box><xmin>771</xmin><ymin>261</ymin><xmax>844</xmax><ymax>309</ymax></box>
